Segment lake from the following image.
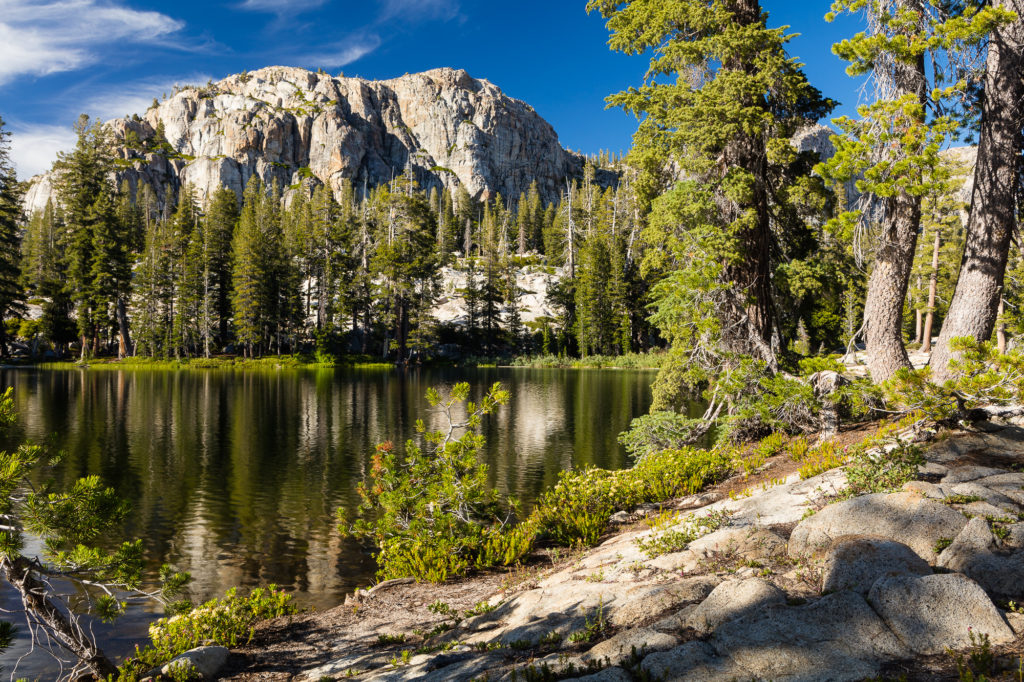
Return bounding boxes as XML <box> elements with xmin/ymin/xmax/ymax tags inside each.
<box><xmin>0</xmin><ymin>366</ymin><xmax>654</xmax><ymax>677</ymax></box>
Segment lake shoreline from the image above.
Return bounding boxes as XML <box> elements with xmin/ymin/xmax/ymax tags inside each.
<box><xmin>217</xmin><ymin>422</ymin><xmax>1024</xmax><ymax>681</ymax></box>
<box><xmin>0</xmin><ymin>350</ymin><xmax>667</xmax><ymax>372</ymax></box>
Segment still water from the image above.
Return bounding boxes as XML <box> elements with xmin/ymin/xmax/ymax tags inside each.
<box><xmin>0</xmin><ymin>366</ymin><xmax>653</xmax><ymax>677</ymax></box>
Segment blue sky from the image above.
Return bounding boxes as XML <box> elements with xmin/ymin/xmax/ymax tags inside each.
<box><xmin>2</xmin><ymin>0</ymin><xmax>867</xmax><ymax>179</ymax></box>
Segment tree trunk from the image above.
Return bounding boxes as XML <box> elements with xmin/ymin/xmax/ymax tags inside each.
<box><xmin>865</xmin><ymin>192</ymin><xmax>921</xmax><ymax>381</ymax></box>
<box><xmin>116</xmin><ymin>297</ymin><xmax>132</xmax><ymax>359</ymax></box>
<box><xmin>863</xmin><ymin>39</ymin><xmax>928</xmax><ymax>383</ymax></box>
<box><xmin>997</xmin><ymin>299</ymin><xmax>1007</xmax><ymax>353</ymax></box>
<box><xmin>914</xmin><ymin>272</ymin><xmax>924</xmax><ymax>344</ymax></box>
<box><xmin>930</xmin><ymin>0</ymin><xmax>1024</xmax><ymax>381</ymax></box>
<box><xmin>922</xmin><ymin>230</ymin><xmax>941</xmax><ymax>353</ymax></box>
<box><xmin>2</xmin><ymin>556</ymin><xmax>118</xmax><ymax>679</ymax></box>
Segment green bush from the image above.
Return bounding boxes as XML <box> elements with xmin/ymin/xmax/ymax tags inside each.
<box><xmin>885</xmin><ymin>337</ymin><xmax>1024</xmax><ymax>421</ymax></box>
<box><xmin>341</xmin><ymin>383</ymin><xmax>533</xmax><ymax>581</ymax></box>
<box><xmin>114</xmin><ymin>586</ymin><xmax>296</xmax><ymax>680</ymax></box>
<box><xmin>619</xmin><ymin>411</ymin><xmax>710</xmax><ymax>458</ymax></box>
<box><xmin>530</xmin><ymin>447</ymin><xmax>731</xmax><ymax>546</ymax></box>
<box><xmin>843</xmin><ymin>438</ymin><xmax>924</xmax><ymax>496</ymax></box>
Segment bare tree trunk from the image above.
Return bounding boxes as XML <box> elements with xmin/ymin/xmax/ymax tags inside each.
<box><xmin>997</xmin><ymin>298</ymin><xmax>1007</xmax><ymax>353</ymax></box>
<box><xmin>914</xmin><ymin>273</ymin><xmax>924</xmax><ymax>345</ymax></box>
<box><xmin>931</xmin><ymin>0</ymin><xmax>1024</xmax><ymax>380</ymax></box>
<box><xmin>2</xmin><ymin>557</ymin><xmax>118</xmax><ymax>679</ymax></box>
<box><xmin>116</xmin><ymin>297</ymin><xmax>132</xmax><ymax>359</ymax></box>
<box><xmin>865</xmin><ymin>192</ymin><xmax>921</xmax><ymax>381</ymax></box>
<box><xmin>922</xmin><ymin>230</ymin><xmax>941</xmax><ymax>353</ymax></box>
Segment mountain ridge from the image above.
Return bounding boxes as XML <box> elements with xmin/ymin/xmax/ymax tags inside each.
<box><xmin>24</xmin><ymin>65</ymin><xmax>609</xmax><ymax>214</ymax></box>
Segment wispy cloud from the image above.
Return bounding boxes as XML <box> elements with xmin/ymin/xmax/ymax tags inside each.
<box><xmin>8</xmin><ymin>123</ymin><xmax>77</xmax><ymax>178</ymax></box>
<box><xmin>80</xmin><ymin>73</ymin><xmax>214</xmax><ymax>120</ymax></box>
<box><xmin>297</xmin><ymin>34</ymin><xmax>382</xmax><ymax>69</ymax></box>
<box><xmin>0</xmin><ymin>1</ymin><xmax>185</xmax><ymax>86</ymax></box>
<box><xmin>238</xmin><ymin>0</ymin><xmax>326</xmax><ymax>15</ymax></box>
<box><xmin>379</xmin><ymin>0</ymin><xmax>460</xmax><ymax>22</ymax></box>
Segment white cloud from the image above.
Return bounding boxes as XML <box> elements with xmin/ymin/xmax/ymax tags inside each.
<box><xmin>80</xmin><ymin>73</ymin><xmax>214</xmax><ymax>120</ymax></box>
<box><xmin>8</xmin><ymin>123</ymin><xmax>76</xmax><ymax>178</ymax></box>
<box><xmin>298</xmin><ymin>34</ymin><xmax>382</xmax><ymax>68</ymax></box>
<box><xmin>238</xmin><ymin>0</ymin><xmax>325</xmax><ymax>14</ymax></box>
<box><xmin>379</xmin><ymin>0</ymin><xmax>459</xmax><ymax>21</ymax></box>
<box><xmin>0</xmin><ymin>0</ymin><xmax>185</xmax><ymax>86</ymax></box>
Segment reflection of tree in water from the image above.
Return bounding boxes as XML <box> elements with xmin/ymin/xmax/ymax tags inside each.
<box><xmin>3</xmin><ymin>367</ymin><xmax>652</xmax><ymax>610</ymax></box>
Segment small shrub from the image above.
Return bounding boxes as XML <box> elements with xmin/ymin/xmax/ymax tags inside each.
<box><xmin>789</xmin><ymin>435</ymin><xmax>810</xmax><ymax>461</ymax></box>
<box><xmin>755</xmin><ymin>432</ymin><xmax>787</xmax><ymax>458</ymax></box>
<box><xmin>530</xmin><ymin>447</ymin><xmax>730</xmax><ymax>547</ymax></box>
<box><xmin>947</xmin><ymin>630</ymin><xmax>995</xmax><ymax>682</ymax></box>
<box><xmin>844</xmin><ymin>439</ymin><xmax>924</xmax><ymax>496</ymax></box>
<box><xmin>377</xmin><ymin>633</ymin><xmax>407</xmax><ymax>645</ymax></box>
<box><xmin>797</xmin><ymin>441</ymin><xmax>846</xmax><ymax>479</ymax></box>
<box><xmin>340</xmin><ymin>383</ymin><xmax>533</xmax><ymax>581</ymax></box>
<box><xmin>116</xmin><ymin>586</ymin><xmax>296</xmax><ymax>680</ymax></box>
<box><xmin>619</xmin><ymin>411</ymin><xmax>709</xmax><ymax>458</ymax></box>
<box><xmin>634</xmin><ymin>509</ymin><xmax>731</xmax><ymax>558</ymax></box>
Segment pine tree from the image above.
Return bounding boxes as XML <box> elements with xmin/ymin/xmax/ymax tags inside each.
<box><xmin>0</xmin><ymin>117</ymin><xmax>24</xmax><ymax>356</ymax></box>
<box><xmin>204</xmin><ymin>187</ymin><xmax>239</xmax><ymax>349</ymax></box>
<box><xmin>931</xmin><ymin>0</ymin><xmax>1024</xmax><ymax>378</ymax></box>
<box><xmin>822</xmin><ymin>0</ymin><xmax>1003</xmax><ymax>381</ymax></box>
<box><xmin>372</xmin><ymin>170</ymin><xmax>439</xmax><ymax>362</ymax></box>
<box><xmin>589</xmin><ymin>0</ymin><xmax>833</xmax><ymax>409</ymax></box>
<box><xmin>231</xmin><ymin>179</ymin><xmax>269</xmax><ymax>357</ymax></box>
<box><xmin>87</xmin><ymin>185</ymin><xmax>133</xmax><ymax>356</ymax></box>
<box><xmin>55</xmin><ymin>115</ymin><xmax>115</xmax><ymax>359</ymax></box>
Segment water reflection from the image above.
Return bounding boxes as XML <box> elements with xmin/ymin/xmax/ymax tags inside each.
<box><xmin>0</xmin><ymin>366</ymin><xmax>653</xmax><ymax>678</ymax></box>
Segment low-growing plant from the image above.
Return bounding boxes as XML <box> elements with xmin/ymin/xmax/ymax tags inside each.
<box><xmin>797</xmin><ymin>440</ymin><xmax>846</xmax><ymax>479</ymax></box>
<box><xmin>115</xmin><ymin>586</ymin><xmax>296</xmax><ymax>680</ymax></box>
<box><xmin>463</xmin><ymin>600</ymin><xmax>496</xmax><ymax>617</ymax></box>
<box><xmin>755</xmin><ymin>432</ymin><xmax>787</xmax><ymax>458</ymax></box>
<box><xmin>377</xmin><ymin>632</ymin><xmax>407</xmax><ymax>645</ymax></box>
<box><xmin>634</xmin><ymin>509</ymin><xmax>731</xmax><ymax>558</ymax></box>
<box><xmin>844</xmin><ymin>439</ymin><xmax>924</xmax><ymax>496</ymax></box>
<box><xmin>340</xmin><ymin>383</ymin><xmax>533</xmax><ymax>581</ymax></box>
<box><xmin>789</xmin><ymin>435</ymin><xmax>810</xmax><ymax>461</ymax></box>
<box><xmin>947</xmin><ymin>630</ymin><xmax>995</xmax><ymax>682</ymax></box>
<box><xmin>567</xmin><ymin>598</ymin><xmax>607</xmax><ymax>645</ymax></box>
<box><xmin>530</xmin><ymin>447</ymin><xmax>730</xmax><ymax>546</ymax></box>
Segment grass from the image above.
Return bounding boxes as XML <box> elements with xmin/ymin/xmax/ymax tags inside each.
<box><xmin>505</xmin><ymin>351</ymin><xmax>667</xmax><ymax>370</ymax></box>
<box><xmin>36</xmin><ymin>354</ymin><xmax>395</xmax><ymax>371</ymax></box>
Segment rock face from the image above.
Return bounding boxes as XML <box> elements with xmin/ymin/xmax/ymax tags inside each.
<box><xmin>788</xmin><ymin>491</ymin><xmax>968</xmax><ymax>562</ymax></box>
<box><xmin>868</xmin><ymin>574</ymin><xmax>1015</xmax><ymax>654</ymax></box>
<box><xmin>24</xmin><ymin>66</ymin><xmax>604</xmax><ymax>214</ymax></box>
<box><xmin>820</xmin><ymin>536</ymin><xmax>931</xmax><ymax>595</ymax></box>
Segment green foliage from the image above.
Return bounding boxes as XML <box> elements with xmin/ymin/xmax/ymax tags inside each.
<box><xmin>0</xmin><ymin>117</ymin><xmax>24</xmax><ymax>354</ymax></box>
<box><xmin>946</xmin><ymin>630</ymin><xmax>996</xmax><ymax>682</ymax></box>
<box><xmin>618</xmin><ymin>410</ymin><xmax>709</xmax><ymax>459</ymax></box>
<box><xmin>844</xmin><ymin>438</ymin><xmax>924</xmax><ymax>497</ymax></box>
<box><xmin>634</xmin><ymin>509</ymin><xmax>731</xmax><ymax>558</ymax></box>
<box><xmin>114</xmin><ymin>586</ymin><xmax>296</xmax><ymax>681</ymax></box>
<box><xmin>0</xmin><ymin>387</ymin><xmax>193</xmax><ymax>677</ymax></box>
<box><xmin>797</xmin><ymin>440</ymin><xmax>846</xmax><ymax>480</ymax></box>
<box><xmin>341</xmin><ymin>382</ymin><xmax>532</xmax><ymax>581</ymax></box>
<box><xmin>885</xmin><ymin>338</ymin><xmax>1024</xmax><ymax>420</ymax></box>
<box><xmin>530</xmin><ymin>447</ymin><xmax>731</xmax><ymax>546</ymax></box>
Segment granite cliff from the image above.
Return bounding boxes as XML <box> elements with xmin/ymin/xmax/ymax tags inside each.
<box><xmin>24</xmin><ymin>66</ymin><xmax>602</xmax><ymax>213</ymax></box>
